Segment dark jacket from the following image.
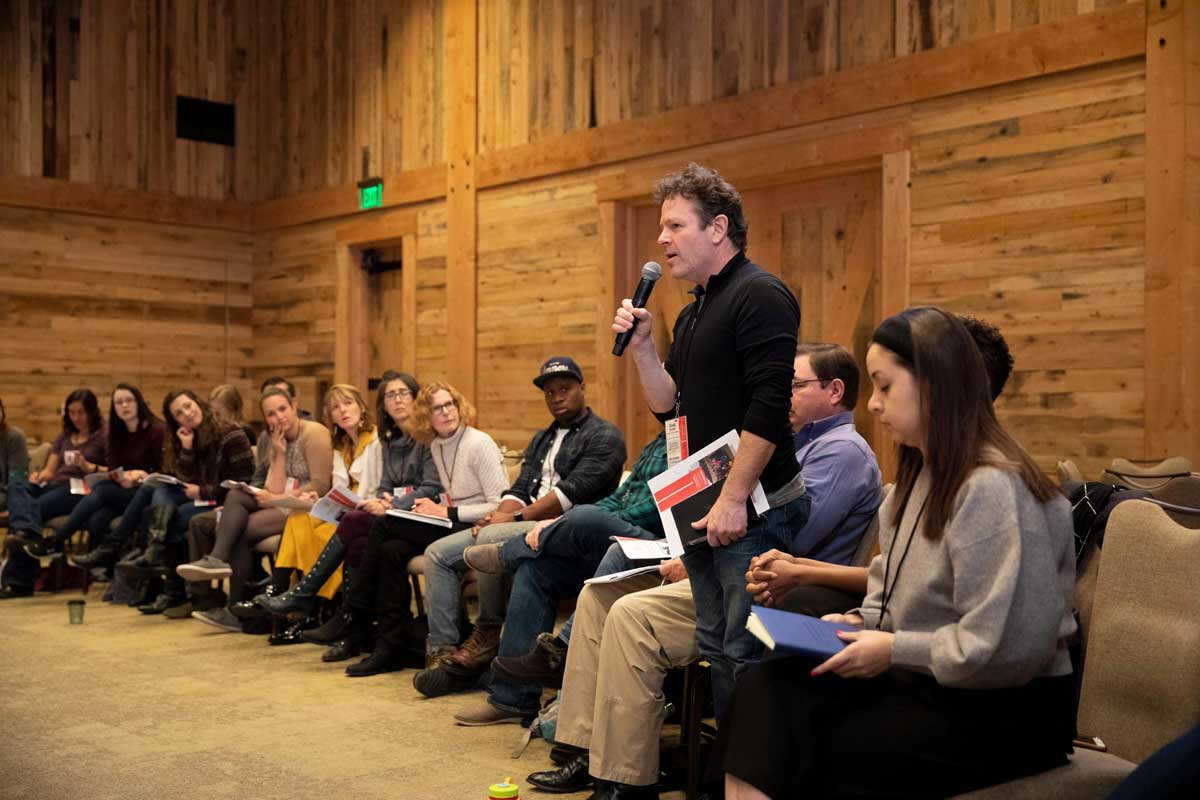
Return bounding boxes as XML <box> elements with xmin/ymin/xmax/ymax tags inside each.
<box><xmin>506</xmin><ymin>408</ymin><xmax>626</xmax><ymax>507</ymax></box>
<box><xmin>378</xmin><ymin>431</ymin><xmax>443</xmax><ymax>510</ymax></box>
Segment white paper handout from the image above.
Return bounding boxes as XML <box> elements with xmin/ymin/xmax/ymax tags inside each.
<box><xmin>142</xmin><ymin>472</ymin><xmax>183</xmax><ymax>487</ymax></box>
<box><xmin>610</xmin><ymin>536</ymin><xmax>671</xmax><ymax>561</ymax></box>
<box><xmin>220</xmin><ymin>480</ymin><xmax>261</xmax><ymax>494</ymax></box>
<box><xmin>384</xmin><ymin>508</ymin><xmax>453</xmax><ymax>528</ymax></box>
<box><xmin>645</xmin><ymin>429</ymin><xmax>769</xmax><ymax>557</ymax></box>
<box><xmin>309</xmin><ymin>486</ymin><xmax>361</xmax><ymax>524</ymax></box>
<box><xmin>583</xmin><ymin>564</ymin><xmax>663</xmax><ymax>585</ymax></box>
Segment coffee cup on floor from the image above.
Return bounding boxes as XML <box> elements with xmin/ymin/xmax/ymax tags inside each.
<box><xmin>67</xmin><ymin>599</ymin><xmax>86</xmax><ymax>624</ymax></box>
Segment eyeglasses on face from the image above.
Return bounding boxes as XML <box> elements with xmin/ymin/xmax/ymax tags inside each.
<box><xmin>430</xmin><ymin>401</ymin><xmax>457</xmax><ymax>416</ymax></box>
<box><xmin>791</xmin><ymin>378</ymin><xmax>829</xmax><ymax>391</ymax></box>
<box><xmin>384</xmin><ymin>389</ymin><xmax>412</xmax><ymax>401</ymax></box>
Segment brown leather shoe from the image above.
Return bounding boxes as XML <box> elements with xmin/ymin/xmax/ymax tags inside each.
<box><xmin>448</xmin><ymin>624</ymin><xmax>501</xmax><ymax>673</ymax></box>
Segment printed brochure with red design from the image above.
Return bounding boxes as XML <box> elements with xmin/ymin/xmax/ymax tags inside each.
<box><xmin>646</xmin><ymin>429</ymin><xmax>768</xmax><ymax>557</ymax></box>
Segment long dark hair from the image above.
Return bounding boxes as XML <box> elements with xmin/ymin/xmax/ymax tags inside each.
<box><xmin>877</xmin><ymin>307</ymin><xmax>1058</xmax><ymax>541</ymax></box>
<box><xmin>109</xmin><ymin>383</ymin><xmax>160</xmax><ymax>454</ymax></box>
<box><xmin>376</xmin><ymin>370</ymin><xmax>420</xmax><ymax>442</ymax></box>
<box><xmin>161</xmin><ymin>389</ymin><xmax>223</xmax><ymax>475</ymax></box>
<box><xmin>0</xmin><ymin>395</ymin><xmax>7</xmax><ymax>433</ymax></box>
<box><xmin>62</xmin><ymin>388</ymin><xmax>103</xmax><ymax>435</ymax></box>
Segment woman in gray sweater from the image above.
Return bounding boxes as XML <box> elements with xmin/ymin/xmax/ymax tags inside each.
<box><xmin>721</xmin><ymin>307</ymin><xmax>1076</xmax><ymax>800</ymax></box>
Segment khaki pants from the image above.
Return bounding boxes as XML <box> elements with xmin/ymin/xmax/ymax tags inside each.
<box><xmin>556</xmin><ymin>577</ymin><xmax>700</xmax><ymax>786</ymax></box>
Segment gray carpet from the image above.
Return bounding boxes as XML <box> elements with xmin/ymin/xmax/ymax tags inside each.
<box><xmin>0</xmin><ymin>585</ymin><xmax>622</xmax><ymax>800</ymax></box>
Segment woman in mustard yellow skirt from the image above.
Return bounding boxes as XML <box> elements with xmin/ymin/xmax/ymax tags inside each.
<box><xmin>274</xmin><ymin>384</ymin><xmax>379</xmax><ymax>610</ymax></box>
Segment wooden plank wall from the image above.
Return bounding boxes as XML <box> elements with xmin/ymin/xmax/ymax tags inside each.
<box><xmin>476</xmin><ymin>0</ymin><xmax>1137</xmax><ymax>153</ymax></box>
<box><xmin>0</xmin><ymin>205</ymin><xmax>254</xmax><ymax>443</ymax></box>
<box><xmin>0</xmin><ymin>0</ymin><xmax>257</xmax><ymax>200</ymax></box>
<box><xmin>250</xmin><ymin>0</ymin><xmax>445</xmax><ymax>201</ymax></box>
<box><xmin>475</xmin><ymin>178</ymin><xmax>604</xmax><ymax>451</ymax></box>
<box><xmin>908</xmin><ymin>59</ymin><xmax>1147</xmax><ymax>477</ymax></box>
<box><xmin>3</xmin><ymin>1</ymin><xmax>1130</xmax><ymax>200</ymax></box>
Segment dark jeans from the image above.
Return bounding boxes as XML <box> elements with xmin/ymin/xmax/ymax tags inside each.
<box><xmin>1</xmin><ymin>475</ymin><xmax>43</xmax><ymax>590</ymax></box>
<box><xmin>334</xmin><ymin>509</ymin><xmax>377</xmax><ymax>570</ymax></box>
<box><xmin>348</xmin><ymin>513</ymin><xmax>467</xmax><ymax>646</ymax></box>
<box><xmin>488</xmin><ymin>505</ymin><xmax>660</xmax><ymax>714</ymax></box>
<box><xmin>1</xmin><ymin>481</ymin><xmax>82</xmax><ymax>590</ymax></box>
<box><xmin>51</xmin><ymin>481</ymin><xmax>137</xmax><ymax>547</ymax></box>
<box><xmin>681</xmin><ymin>494</ymin><xmax>809</xmax><ymax>724</ymax></box>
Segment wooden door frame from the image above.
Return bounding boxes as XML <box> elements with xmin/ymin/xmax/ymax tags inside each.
<box><xmin>333</xmin><ymin>208</ymin><xmax>420</xmax><ymax>392</ymax></box>
<box><xmin>596</xmin><ymin>137</ymin><xmax>911</xmax><ymax>479</ymax></box>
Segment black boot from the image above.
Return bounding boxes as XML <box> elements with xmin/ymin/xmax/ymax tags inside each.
<box><xmin>303</xmin><ymin>608</ymin><xmax>356</xmax><ymax>645</ymax></box>
<box><xmin>345</xmin><ymin>639</ymin><xmax>405</xmax><ymax>677</ymax></box>
<box><xmin>116</xmin><ymin>506</ymin><xmax>175</xmax><ymax>578</ymax></box>
<box><xmin>70</xmin><ymin>540</ymin><xmax>120</xmax><ymax>568</ymax></box>
<box><xmin>256</xmin><ymin>536</ymin><xmax>346</xmax><ymax>615</ymax></box>
<box><xmin>268</xmin><ymin>614</ymin><xmax>319</xmax><ymax>645</ymax></box>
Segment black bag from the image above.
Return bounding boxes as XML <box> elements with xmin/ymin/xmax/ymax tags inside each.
<box><xmin>1064</xmin><ymin>480</ymin><xmax>1148</xmax><ymax>564</ymax></box>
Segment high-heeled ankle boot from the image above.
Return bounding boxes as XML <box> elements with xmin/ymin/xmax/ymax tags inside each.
<box><xmin>256</xmin><ymin>536</ymin><xmax>346</xmax><ymax>615</ymax></box>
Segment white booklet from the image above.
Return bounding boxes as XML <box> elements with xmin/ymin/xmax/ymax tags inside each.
<box><xmin>309</xmin><ymin>486</ymin><xmax>361</xmax><ymax>524</ymax></box>
<box><xmin>220</xmin><ymin>480</ymin><xmax>261</xmax><ymax>494</ymax></box>
<box><xmin>385</xmin><ymin>508</ymin><xmax>453</xmax><ymax>528</ymax></box>
<box><xmin>584</xmin><ymin>564</ymin><xmax>663</xmax><ymax>585</ymax></box>
<box><xmin>610</xmin><ymin>536</ymin><xmax>671</xmax><ymax>561</ymax></box>
<box><xmin>70</xmin><ymin>468</ymin><xmax>126</xmax><ymax>496</ymax></box>
<box><xmin>645</xmin><ymin>429</ymin><xmax>769</xmax><ymax>557</ymax></box>
<box><xmin>142</xmin><ymin>472</ymin><xmax>183</xmax><ymax>487</ymax></box>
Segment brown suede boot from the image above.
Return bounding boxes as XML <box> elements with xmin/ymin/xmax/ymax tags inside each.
<box><xmin>447</xmin><ymin>624</ymin><xmax>501</xmax><ymax>674</ymax></box>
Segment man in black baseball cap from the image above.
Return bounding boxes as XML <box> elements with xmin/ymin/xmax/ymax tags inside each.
<box><xmin>414</xmin><ymin>354</ymin><xmax>627</xmax><ymax>718</ymax></box>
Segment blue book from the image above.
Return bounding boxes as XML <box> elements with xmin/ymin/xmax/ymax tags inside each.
<box><xmin>745</xmin><ymin>605</ymin><xmax>858</xmax><ymax>660</ymax></box>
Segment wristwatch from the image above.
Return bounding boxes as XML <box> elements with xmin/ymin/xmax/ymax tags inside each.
<box><xmin>512</xmin><ymin>510</ymin><xmax>524</xmax><ymax>522</ymax></box>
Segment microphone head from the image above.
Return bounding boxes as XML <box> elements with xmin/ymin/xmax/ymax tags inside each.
<box><xmin>641</xmin><ymin>261</ymin><xmax>663</xmax><ymax>281</ymax></box>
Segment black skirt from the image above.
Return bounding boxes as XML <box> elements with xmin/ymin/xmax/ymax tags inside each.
<box><xmin>718</xmin><ymin>657</ymin><xmax>1075</xmax><ymax>799</ymax></box>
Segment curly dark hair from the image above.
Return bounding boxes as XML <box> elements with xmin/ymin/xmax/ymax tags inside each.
<box><xmin>653</xmin><ymin>163</ymin><xmax>748</xmax><ymax>250</ymax></box>
<box><xmin>161</xmin><ymin>389</ymin><xmax>222</xmax><ymax>475</ymax></box>
<box><xmin>957</xmin><ymin>315</ymin><xmax>1014</xmax><ymax>401</ymax></box>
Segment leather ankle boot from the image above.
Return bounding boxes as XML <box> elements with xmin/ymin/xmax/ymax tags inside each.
<box><xmin>447</xmin><ymin>624</ymin><xmax>502</xmax><ymax>675</ymax></box>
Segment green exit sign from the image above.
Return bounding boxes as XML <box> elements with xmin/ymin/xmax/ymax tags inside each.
<box><xmin>358</xmin><ymin>178</ymin><xmax>383</xmax><ymax>210</ymax></box>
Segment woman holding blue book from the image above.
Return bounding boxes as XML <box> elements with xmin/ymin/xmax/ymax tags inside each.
<box><xmin>721</xmin><ymin>306</ymin><xmax>1077</xmax><ymax>799</ymax></box>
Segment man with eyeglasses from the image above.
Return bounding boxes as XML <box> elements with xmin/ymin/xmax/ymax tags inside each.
<box><xmin>412</xmin><ymin>356</ymin><xmax>627</xmax><ymax>714</ymax></box>
<box><xmin>518</xmin><ymin>343</ymin><xmax>883</xmax><ymax>798</ymax></box>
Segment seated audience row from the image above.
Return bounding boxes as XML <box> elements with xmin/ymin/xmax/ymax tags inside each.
<box><xmin>0</xmin><ymin>308</ymin><xmax>1080</xmax><ymax>800</ymax></box>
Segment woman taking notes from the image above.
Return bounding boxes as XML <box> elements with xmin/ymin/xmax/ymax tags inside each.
<box><xmin>721</xmin><ymin>306</ymin><xmax>1076</xmax><ymax>800</ymax></box>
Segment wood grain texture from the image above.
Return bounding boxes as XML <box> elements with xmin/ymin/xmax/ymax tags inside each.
<box><xmin>1143</xmin><ymin>0</ymin><xmax>1199</xmax><ymax>462</ymax></box>
<box><xmin>909</xmin><ymin>59</ymin><xmax>1149</xmax><ymax>477</ymax></box>
<box><xmin>0</xmin><ymin>203</ymin><xmax>253</xmax><ymax>443</ymax></box>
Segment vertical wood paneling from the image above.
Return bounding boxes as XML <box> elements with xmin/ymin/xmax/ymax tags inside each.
<box><xmin>908</xmin><ymin>60</ymin><xmax>1148</xmax><ymax>476</ymax></box>
<box><xmin>1143</xmin><ymin>0</ymin><xmax>1200</xmax><ymax>461</ymax></box>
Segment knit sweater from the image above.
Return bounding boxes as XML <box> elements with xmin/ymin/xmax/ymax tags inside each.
<box><xmin>175</xmin><ymin>424</ymin><xmax>256</xmax><ymax>502</ymax></box>
<box><xmin>854</xmin><ymin>464</ymin><xmax>1076</xmax><ymax>689</ymax></box>
<box><xmin>430</xmin><ymin>425</ymin><xmax>509</xmax><ymax>524</ymax></box>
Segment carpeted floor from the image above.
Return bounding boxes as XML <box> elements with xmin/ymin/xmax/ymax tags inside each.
<box><xmin>0</xmin><ymin>584</ymin><xmax>678</xmax><ymax>800</ymax></box>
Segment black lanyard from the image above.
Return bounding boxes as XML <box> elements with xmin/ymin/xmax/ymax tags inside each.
<box><xmin>876</xmin><ymin>483</ymin><xmax>930</xmax><ymax>631</ymax></box>
<box><xmin>672</xmin><ymin>288</ymin><xmax>706</xmax><ymax>416</ymax></box>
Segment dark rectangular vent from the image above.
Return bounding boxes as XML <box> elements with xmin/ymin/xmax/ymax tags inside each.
<box><xmin>175</xmin><ymin>96</ymin><xmax>235</xmax><ymax>147</ymax></box>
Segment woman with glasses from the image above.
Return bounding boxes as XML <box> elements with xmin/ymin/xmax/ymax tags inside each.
<box><xmin>246</xmin><ymin>373</ymin><xmax>441</xmax><ymax>625</ymax></box>
<box><xmin>28</xmin><ymin>384</ymin><xmax>164</xmax><ymax>563</ymax></box>
<box><xmin>309</xmin><ymin>381</ymin><xmax>508</xmax><ymax>676</ymax></box>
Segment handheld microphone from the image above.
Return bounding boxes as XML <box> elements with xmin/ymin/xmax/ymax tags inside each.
<box><xmin>613</xmin><ymin>261</ymin><xmax>663</xmax><ymax>356</ymax></box>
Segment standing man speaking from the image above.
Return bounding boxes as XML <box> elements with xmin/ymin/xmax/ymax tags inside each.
<box><xmin>611</xmin><ymin>162</ymin><xmax>806</xmax><ymax>721</ymax></box>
